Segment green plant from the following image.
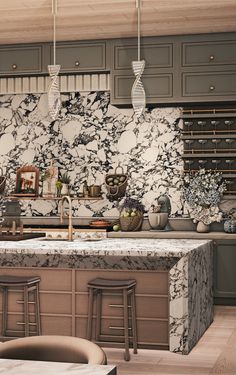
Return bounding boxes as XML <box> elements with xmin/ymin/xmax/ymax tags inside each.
<box><xmin>60</xmin><ymin>172</ymin><xmax>71</xmax><ymax>184</ymax></box>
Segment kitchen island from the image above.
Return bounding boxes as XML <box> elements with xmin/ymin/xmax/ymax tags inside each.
<box><xmin>0</xmin><ymin>238</ymin><xmax>213</xmax><ymax>354</ymax></box>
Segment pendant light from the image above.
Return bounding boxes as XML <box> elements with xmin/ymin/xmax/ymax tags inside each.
<box><xmin>48</xmin><ymin>0</ymin><xmax>61</xmax><ymax>121</ymax></box>
<box><xmin>131</xmin><ymin>0</ymin><xmax>146</xmax><ymax>118</ymax></box>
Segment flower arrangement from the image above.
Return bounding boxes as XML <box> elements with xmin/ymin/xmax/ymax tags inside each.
<box><xmin>183</xmin><ymin>169</ymin><xmax>227</xmax><ymax>225</ymax></box>
<box><xmin>119</xmin><ymin>198</ymin><xmax>145</xmax><ymax>231</ymax></box>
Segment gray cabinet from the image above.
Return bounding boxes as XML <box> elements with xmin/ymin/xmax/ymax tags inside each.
<box><xmin>52</xmin><ymin>41</ymin><xmax>107</xmax><ymax>73</ymax></box>
<box><xmin>214</xmin><ymin>240</ymin><xmax>236</xmax><ymax>305</ymax></box>
<box><xmin>110</xmin><ymin>37</ymin><xmax>175</xmax><ymax>105</ymax></box>
<box><xmin>0</xmin><ymin>44</ymin><xmax>45</xmax><ymax>76</ymax></box>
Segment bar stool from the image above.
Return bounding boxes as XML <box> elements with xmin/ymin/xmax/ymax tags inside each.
<box><xmin>0</xmin><ymin>275</ymin><xmax>41</xmax><ymax>339</ymax></box>
<box><xmin>87</xmin><ymin>278</ymin><xmax>138</xmax><ymax>361</ymax></box>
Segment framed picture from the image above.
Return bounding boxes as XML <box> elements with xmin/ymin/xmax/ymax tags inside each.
<box><xmin>13</xmin><ymin>166</ymin><xmax>39</xmax><ymax>197</ymax></box>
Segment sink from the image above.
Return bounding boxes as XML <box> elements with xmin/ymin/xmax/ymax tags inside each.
<box><xmin>0</xmin><ymin>233</ymin><xmax>46</xmax><ymax>241</ymax></box>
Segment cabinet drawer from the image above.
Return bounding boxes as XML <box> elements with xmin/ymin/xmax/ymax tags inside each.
<box><xmin>114</xmin><ymin>43</ymin><xmax>173</xmax><ymax>70</ymax></box>
<box><xmin>182</xmin><ymin>71</ymin><xmax>236</xmax><ymax>97</ymax></box>
<box><xmin>113</xmin><ymin>73</ymin><xmax>173</xmax><ymax>103</ymax></box>
<box><xmin>0</xmin><ymin>45</ymin><xmax>43</xmax><ymax>75</ymax></box>
<box><xmin>54</xmin><ymin>42</ymin><xmax>106</xmax><ymax>72</ymax></box>
<box><xmin>182</xmin><ymin>40</ymin><xmax>236</xmax><ymax>67</ymax></box>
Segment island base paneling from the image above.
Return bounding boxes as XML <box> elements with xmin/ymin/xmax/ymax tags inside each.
<box><xmin>0</xmin><ymin>267</ymin><xmax>169</xmax><ymax>349</ymax></box>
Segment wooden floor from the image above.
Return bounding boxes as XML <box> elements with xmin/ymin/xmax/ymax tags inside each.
<box><xmin>105</xmin><ymin>306</ymin><xmax>236</xmax><ymax>375</ymax></box>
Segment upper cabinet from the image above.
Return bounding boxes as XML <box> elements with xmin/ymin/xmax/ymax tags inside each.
<box><xmin>110</xmin><ymin>37</ymin><xmax>175</xmax><ymax>105</ymax></box>
<box><xmin>0</xmin><ymin>44</ymin><xmax>46</xmax><ymax>76</ymax></box>
<box><xmin>52</xmin><ymin>41</ymin><xmax>107</xmax><ymax>73</ymax></box>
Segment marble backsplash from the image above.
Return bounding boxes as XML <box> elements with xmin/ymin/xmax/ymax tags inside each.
<box><xmin>0</xmin><ymin>91</ymin><xmax>184</xmax><ymax>217</ymax></box>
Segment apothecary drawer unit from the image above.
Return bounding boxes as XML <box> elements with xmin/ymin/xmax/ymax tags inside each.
<box><xmin>0</xmin><ymin>45</ymin><xmax>43</xmax><ymax>76</ymax></box>
<box><xmin>52</xmin><ymin>42</ymin><xmax>107</xmax><ymax>73</ymax></box>
<box><xmin>182</xmin><ymin>40</ymin><xmax>236</xmax><ymax>67</ymax></box>
<box><xmin>182</xmin><ymin>108</ymin><xmax>236</xmax><ymax>195</ymax></box>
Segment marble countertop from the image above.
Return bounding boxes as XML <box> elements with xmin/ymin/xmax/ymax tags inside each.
<box><xmin>0</xmin><ymin>238</ymin><xmax>211</xmax><ymax>258</ymax></box>
<box><xmin>0</xmin><ymin>359</ymin><xmax>116</xmax><ymax>375</ymax></box>
<box><xmin>108</xmin><ymin>231</ymin><xmax>236</xmax><ymax>240</ymax></box>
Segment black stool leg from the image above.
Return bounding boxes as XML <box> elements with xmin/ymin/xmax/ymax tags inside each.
<box><xmin>87</xmin><ymin>287</ymin><xmax>94</xmax><ymax>340</ymax></box>
<box><xmin>35</xmin><ymin>283</ymin><xmax>41</xmax><ymax>335</ymax></box>
<box><xmin>130</xmin><ymin>287</ymin><xmax>138</xmax><ymax>354</ymax></box>
<box><xmin>95</xmin><ymin>290</ymin><xmax>102</xmax><ymax>342</ymax></box>
<box><xmin>2</xmin><ymin>286</ymin><xmax>8</xmax><ymax>337</ymax></box>
<box><xmin>123</xmin><ymin>288</ymin><xmax>130</xmax><ymax>361</ymax></box>
<box><xmin>24</xmin><ymin>286</ymin><xmax>29</xmax><ymax>336</ymax></box>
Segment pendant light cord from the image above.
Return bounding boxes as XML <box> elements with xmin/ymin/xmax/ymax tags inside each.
<box><xmin>52</xmin><ymin>0</ymin><xmax>57</xmax><ymax>65</ymax></box>
<box><xmin>136</xmin><ymin>0</ymin><xmax>141</xmax><ymax>61</ymax></box>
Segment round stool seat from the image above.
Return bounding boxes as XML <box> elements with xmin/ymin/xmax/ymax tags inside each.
<box><xmin>0</xmin><ymin>276</ymin><xmax>40</xmax><ymax>286</ymax></box>
<box><xmin>88</xmin><ymin>278</ymin><xmax>136</xmax><ymax>289</ymax></box>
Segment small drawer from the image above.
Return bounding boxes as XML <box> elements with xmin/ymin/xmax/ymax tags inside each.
<box><xmin>54</xmin><ymin>42</ymin><xmax>106</xmax><ymax>72</ymax></box>
<box><xmin>114</xmin><ymin>43</ymin><xmax>173</xmax><ymax>70</ymax></box>
<box><xmin>0</xmin><ymin>45</ymin><xmax>43</xmax><ymax>75</ymax></box>
<box><xmin>182</xmin><ymin>40</ymin><xmax>236</xmax><ymax>67</ymax></box>
<box><xmin>182</xmin><ymin>71</ymin><xmax>236</xmax><ymax>97</ymax></box>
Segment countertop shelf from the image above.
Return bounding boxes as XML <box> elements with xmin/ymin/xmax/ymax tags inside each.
<box><xmin>7</xmin><ymin>196</ymin><xmax>103</xmax><ymax>201</ymax></box>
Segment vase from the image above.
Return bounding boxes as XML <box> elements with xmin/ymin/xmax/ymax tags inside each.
<box><xmin>61</xmin><ymin>183</ymin><xmax>69</xmax><ymax>196</ymax></box>
<box><xmin>196</xmin><ymin>221</ymin><xmax>210</xmax><ymax>233</ymax></box>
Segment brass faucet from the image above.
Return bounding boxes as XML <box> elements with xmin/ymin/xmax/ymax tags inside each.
<box><xmin>60</xmin><ymin>195</ymin><xmax>73</xmax><ymax>241</ymax></box>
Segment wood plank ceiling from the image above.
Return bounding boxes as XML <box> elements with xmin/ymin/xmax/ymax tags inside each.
<box><xmin>0</xmin><ymin>0</ymin><xmax>235</xmax><ymax>45</ymax></box>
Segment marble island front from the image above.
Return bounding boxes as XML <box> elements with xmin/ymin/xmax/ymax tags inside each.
<box><xmin>0</xmin><ymin>238</ymin><xmax>213</xmax><ymax>355</ymax></box>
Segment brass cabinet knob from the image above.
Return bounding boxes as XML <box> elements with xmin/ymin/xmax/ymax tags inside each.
<box><xmin>75</xmin><ymin>61</ymin><xmax>80</xmax><ymax>67</ymax></box>
<box><xmin>209</xmin><ymin>55</ymin><xmax>215</xmax><ymax>61</ymax></box>
<box><xmin>12</xmin><ymin>64</ymin><xmax>17</xmax><ymax>70</ymax></box>
<box><xmin>210</xmin><ymin>85</ymin><xmax>215</xmax><ymax>91</ymax></box>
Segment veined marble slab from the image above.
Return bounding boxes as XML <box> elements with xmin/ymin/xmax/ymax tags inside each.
<box><xmin>0</xmin><ymin>359</ymin><xmax>116</xmax><ymax>375</ymax></box>
<box><xmin>0</xmin><ymin>238</ymin><xmax>213</xmax><ymax>355</ymax></box>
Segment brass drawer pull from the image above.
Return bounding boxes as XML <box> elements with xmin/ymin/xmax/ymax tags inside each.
<box><xmin>12</xmin><ymin>64</ymin><xmax>17</xmax><ymax>70</ymax></box>
<box><xmin>75</xmin><ymin>61</ymin><xmax>80</xmax><ymax>67</ymax></box>
<box><xmin>109</xmin><ymin>304</ymin><xmax>131</xmax><ymax>308</ymax></box>
<box><xmin>209</xmin><ymin>55</ymin><xmax>215</xmax><ymax>61</ymax></box>
<box><xmin>109</xmin><ymin>326</ymin><xmax>132</xmax><ymax>330</ymax></box>
<box><xmin>209</xmin><ymin>86</ymin><xmax>215</xmax><ymax>91</ymax></box>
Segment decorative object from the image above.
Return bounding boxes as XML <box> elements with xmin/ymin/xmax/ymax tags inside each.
<box><xmin>48</xmin><ymin>0</ymin><xmax>61</xmax><ymax>120</ymax></box>
<box><xmin>131</xmin><ymin>0</ymin><xmax>146</xmax><ymax>118</ymax></box>
<box><xmin>156</xmin><ymin>195</ymin><xmax>172</xmax><ymax>215</ymax></box>
<box><xmin>13</xmin><ymin>166</ymin><xmax>39</xmax><ymax>197</ymax></box>
<box><xmin>42</xmin><ymin>160</ymin><xmax>58</xmax><ymax>197</ymax></box>
<box><xmin>196</xmin><ymin>221</ymin><xmax>210</xmax><ymax>233</ymax></box>
<box><xmin>88</xmin><ymin>185</ymin><xmax>101</xmax><ymax>198</ymax></box>
<box><xmin>223</xmin><ymin>207</ymin><xmax>236</xmax><ymax>233</ymax></box>
<box><xmin>0</xmin><ymin>167</ymin><xmax>6</xmax><ymax>195</ymax></box>
<box><xmin>105</xmin><ymin>165</ymin><xmax>128</xmax><ymax>201</ymax></box>
<box><xmin>119</xmin><ymin>197</ymin><xmax>144</xmax><ymax>231</ymax></box>
<box><xmin>59</xmin><ymin>172</ymin><xmax>71</xmax><ymax>196</ymax></box>
<box><xmin>184</xmin><ymin>169</ymin><xmax>227</xmax><ymax>229</ymax></box>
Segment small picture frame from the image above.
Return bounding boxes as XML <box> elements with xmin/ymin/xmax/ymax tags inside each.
<box><xmin>14</xmin><ymin>166</ymin><xmax>39</xmax><ymax>197</ymax></box>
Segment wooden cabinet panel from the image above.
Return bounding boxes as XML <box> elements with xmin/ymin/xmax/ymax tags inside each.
<box><xmin>54</xmin><ymin>42</ymin><xmax>106</xmax><ymax>73</ymax></box>
<box><xmin>0</xmin><ymin>45</ymin><xmax>43</xmax><ymax>76</ymax></box>
<box><xmin>182</xmin><ymin>40</ymin><xmax>236</xmax><ymax>67</ymax></box>
<box><xmin>214</xmin><ymin>240</ymin><xmax>236</xmax><ymax>302</ymax></box>
<box><xmin>112</xmin><ymin>73</ymin><xmax>173</xmax><ymax>104</ymax></box>
<box><xmin>41</xmin><ymin>316</ymin><xmax>72</xmax><ymax>336</ymax></box>
<box><xmin>182</xmin><ymin>71</ymin><xmax>236</xmax><ymax>97</ymax></box>
<box><xmin>114</xmin><ymin>43</ymin><xmax>173</xmax><ymax>70</ymax></box>
<box><xmin>76</xmin><ymin>293</ymin><xmax>168</xmax><ymax>319</ymax></box>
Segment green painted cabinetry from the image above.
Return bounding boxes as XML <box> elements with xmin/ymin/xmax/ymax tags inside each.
<box><xmin>214</xmin><ymin>240</ymin><xmax>236</xmax><ymax>305</ymax></box>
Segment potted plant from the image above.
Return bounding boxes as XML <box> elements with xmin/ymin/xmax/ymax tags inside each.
<box><xmin>60</xmin><ymin>173</ymin><xmax>71</xmax><ymax>196</ymax></box>
<box><xmin>183</xmin><ymin>169</ymin><xmax>227</xmax><ymax>232</ymax></box>
<box><xmin>119</xmin><ymin>198</ymin><xmax>145</xmax><ymax>231</ymax></box>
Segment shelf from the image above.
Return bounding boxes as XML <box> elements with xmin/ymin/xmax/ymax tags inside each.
<box><xmin>183</xmin><ymin>153</ymin><xmax>236</xmax><ymax>158</ymax></box>
<box><xmin>7</xmin><ymin>196</ymin><xmax>103</xmax><ymax>201</ymax></box>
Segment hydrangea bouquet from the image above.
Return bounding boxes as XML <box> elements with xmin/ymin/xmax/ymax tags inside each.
<box><xmin>183</xmin><ymin>169</ymin><xmax>227</xmax><ymax>225</ymax></box>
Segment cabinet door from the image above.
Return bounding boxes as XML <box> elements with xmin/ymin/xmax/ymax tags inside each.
<box><xmin>53</xmin><ymin>42</ymin><xmax>106</xmax><ymax>73</ymax></box>
<box><xmin>182</xmin><ymin>71</ymin><xmax>236</xmax><ymax>98</ymax></box>
<box><xmin>112</xmin><ymin>73</ymin><xmax>173</xmax><ymax>105</ymax></box>
<box><xmin>114</xmin><ymin>43</ymin><xmax>173</xmax><ymax>70</ymax></box>
<box><xmin>0</xmin><ymin>45</ymin><xmax>43</xmax><ymax>76</ymax></box>
<box><xmin>214</xmin><ymin>240</ymin><xmax>236</xmax><ymax>304</ymax></box>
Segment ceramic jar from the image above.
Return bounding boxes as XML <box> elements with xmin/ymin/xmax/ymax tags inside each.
<box><xmin>196</xmin><ymin>221</ymin><xmax>210</xmax><ymax>233</ymax></box>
